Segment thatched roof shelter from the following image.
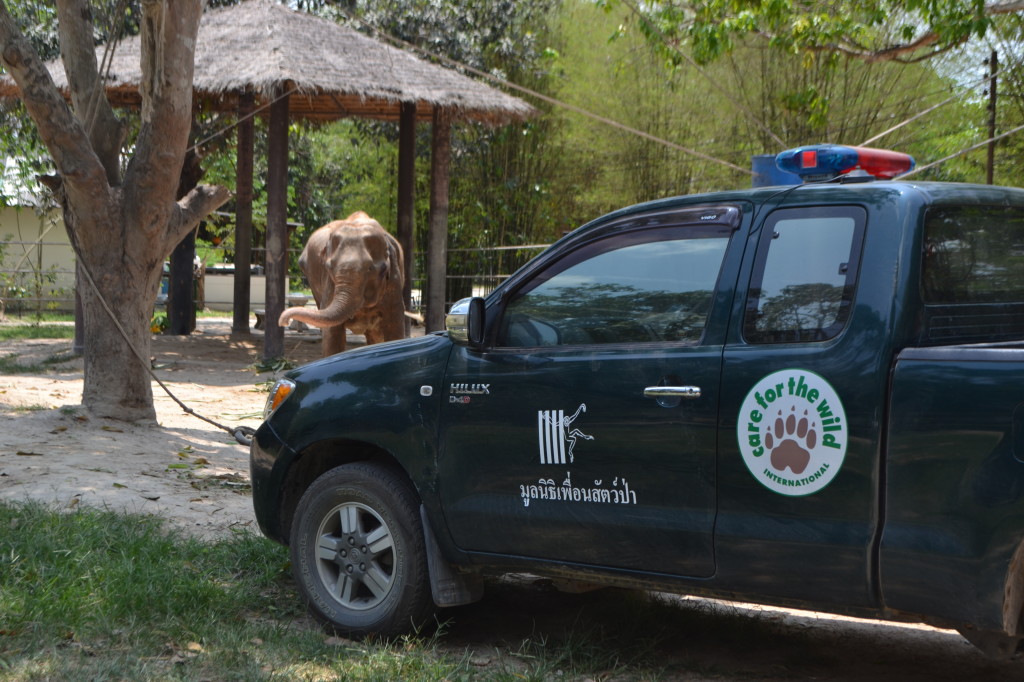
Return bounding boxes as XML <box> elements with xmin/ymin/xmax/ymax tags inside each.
<box><xmin>5</xmin><ymin>0</ymin><xmax>534</xmax><ymax>126</ymax></box>
<box><xmin>0</xmin><ymin>0</ymin><xmax>535</xmax><ymax>356</ymax></box>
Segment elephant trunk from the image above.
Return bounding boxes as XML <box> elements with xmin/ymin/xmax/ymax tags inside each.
<box><xmin>278</xmin><ymin>287</ymin><xmax>360</xmax><ymax>329</ymax></box>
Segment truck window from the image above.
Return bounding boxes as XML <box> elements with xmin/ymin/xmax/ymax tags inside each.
<box><xmin>498</xmin><ymin>225</ymin><xmax>733</xmax><ymax>347</ymax></box>
<box><xmin>744</xmin><ymin>206</ymin><xmax>866</xmax><ymax>344</ymax></box>
<box><xmin>923</xmin><ymin>206</ymin><xmax>1024</xmax><ymax>303</ymax></box>
<box><xmin>920</xmin><ymin>205</ymin><xmax>1024</xmax><ymax>343</ymax></box>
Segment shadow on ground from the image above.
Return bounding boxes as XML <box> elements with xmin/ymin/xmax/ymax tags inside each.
<box><xmin>436</xmin><ymin>575</ymin><xmax>1019</xmax><ymax>681</ymax></box>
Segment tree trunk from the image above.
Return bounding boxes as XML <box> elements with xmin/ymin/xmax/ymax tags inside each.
<box><xmin>0</xmin><ymin>0</ymin><xmax>230</xmax><ymax>421</ymax></box>
<box><xmin>78</xmin><ymin>224</ymin><xmax>163</xmax><ymax>420</ymax></box>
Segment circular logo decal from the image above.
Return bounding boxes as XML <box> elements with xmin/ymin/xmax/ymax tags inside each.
<box><xmin>737</xmin><ymin>369</ymin><xmax>847</xmax><ymax>496</ymax></box>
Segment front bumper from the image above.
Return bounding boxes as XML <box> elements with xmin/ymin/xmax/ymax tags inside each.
<box><xmin>249</xmin><ymin>422</ymin><xmax>293</xmax><ymax>544</ymax></box>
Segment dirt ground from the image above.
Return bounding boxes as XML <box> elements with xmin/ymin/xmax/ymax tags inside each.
<box><xmin>1</xmin><ymin>318</ymin><xmax>1022</xmax><ymax>680</ymax></box>
<box><xmin>0</xmin><ymin>318</ymin><xmax>323</xmax><ymax>538</ymax></box>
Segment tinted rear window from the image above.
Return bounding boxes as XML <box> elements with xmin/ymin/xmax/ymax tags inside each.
<box><xmin>923</xmin><ymin>206</ymin><xmax>1024</xmax><ymax>304</ymax></box>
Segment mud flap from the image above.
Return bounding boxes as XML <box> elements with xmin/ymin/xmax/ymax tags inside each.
<box><xmin>420</xmin><ymin>505</ymin><xmax>484</xmax><ymax>607</ymax></box>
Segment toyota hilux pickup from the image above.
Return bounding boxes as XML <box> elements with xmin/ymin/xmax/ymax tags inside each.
<box><xmin>250</xmin><ymin>145</ymin><xmax>1024</xmax><ymax>656</ymax></box>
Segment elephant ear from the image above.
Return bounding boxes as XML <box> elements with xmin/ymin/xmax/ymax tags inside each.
<box><xmin>386</xmin><ymin>237</ymin><xmax>402</xmax><ymax>284</ymax></box>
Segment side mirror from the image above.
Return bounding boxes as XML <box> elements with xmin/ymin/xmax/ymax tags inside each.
<box><xmin>446</xmin><ymin>297</ymin><xmax>486</xmax><ymax>348</ymax></box>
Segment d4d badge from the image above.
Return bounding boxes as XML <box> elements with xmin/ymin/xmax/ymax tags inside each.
<box><xmin>737</xmin><ymin>369</ymin><xmax>848</xmax><ymax>496</ymax></box>
<box><xmin>448</xmin><ymin>383</ymin><xmax>491</xmax><ymax>405</ymax></box>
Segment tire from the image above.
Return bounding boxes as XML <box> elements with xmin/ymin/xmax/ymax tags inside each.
<box><xmin>289</xmin><ymin>462</ymin><xmax>435</xmax><ymax>637</ymax></box>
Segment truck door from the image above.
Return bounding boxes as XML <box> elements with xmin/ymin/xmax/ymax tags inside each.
<box><xmin>438</xmin><ymin>205</ymin><xmax>746</xmax><ymax>578</ymax></box>
<box><xmin>718</xmin><ymin>204</ymin><xmax>886</xmax><ymax>608</ymax></box>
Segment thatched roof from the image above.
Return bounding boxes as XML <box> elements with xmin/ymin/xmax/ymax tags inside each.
<box><xmin>0</xmin><ymin>0</ymin><xmax>535</xmax><ymax>125</ymax></box>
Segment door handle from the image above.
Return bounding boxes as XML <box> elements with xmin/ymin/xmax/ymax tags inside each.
<box><xmin>644</xmin><ymin>385</ymin><xmax>701</xmax><ymax>399</ymax></box>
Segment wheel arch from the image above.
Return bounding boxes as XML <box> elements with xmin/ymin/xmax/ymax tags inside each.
<box><xmin>278</xmin><ymin>438</ymin><xmax>415</xmax><ymax>545</ymax></box>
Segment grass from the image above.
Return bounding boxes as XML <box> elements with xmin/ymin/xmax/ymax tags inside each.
<box><xmin>0</xmin><ymin>324</ymin><xmax>75</xmax><ymax>342</ymax></box>
<box><xmin>0</xmin><ymin>501</ymin><xmax>471</xmax><ymax>681</ymax></box>
<box><xmin>0</xmin><ymin>312</ymin><xmax>74</xmax><ymax>324</ymax></box>
<box><xmin>0</xmin><ymin>322</ymin><xmax>77</xmax><ymax>374</ymax></box>
<box><xmin>5</xmin><ymin>403</ymin><xmax>49</xmax><ymax>413</ymax></box>
<box><xmin>0</xmin><ymin>502</ymin><xmax>712</xmax><ymax>681</ymax></box>
<box><xmin>0</xmin><ymin>351</ymin><xmax>76</xmax><ymax>374</ymax></box>
<box><xmin>0</xmin><ymin>501</ymin><xmax>836</xmax><ymax>681</ymax></box>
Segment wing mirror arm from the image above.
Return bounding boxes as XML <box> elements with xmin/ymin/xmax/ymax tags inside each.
<box><xmin>445</xmin><ymin>297</ymin><xmax>486</xmax><ymax>349</ymax></box>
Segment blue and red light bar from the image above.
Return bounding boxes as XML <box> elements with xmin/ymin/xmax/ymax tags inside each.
<box><xmin>775</xmin><ymin>145</ymin><xmax>915</xmax><ymax>182</ymax></box>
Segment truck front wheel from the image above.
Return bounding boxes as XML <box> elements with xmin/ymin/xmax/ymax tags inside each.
<box><xmin>289</xmin><ymin>462</ymin><xmax>435</xmax><ymax>637</ymax></box>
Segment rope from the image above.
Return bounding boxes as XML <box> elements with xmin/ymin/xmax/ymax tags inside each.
<box><xmin>859</xmin><ymin>69</ymin><xmax>1004</xmax><ymax>147</ymax></box>
<box><xmin>75</xmin><ymin>258</ymin><xmax>256</xmax><ymax>446</ymax></box>
<box><xmin>900</xmin><ymin>121</ymin><xmax>1024</xmax><ymax>178</ymax></box>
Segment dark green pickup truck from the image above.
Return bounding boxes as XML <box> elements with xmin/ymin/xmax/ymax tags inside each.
<box><xmin>251</xmin><ymin>147</ymin><xmax>1024</xmax><ymax>656</ymax></box>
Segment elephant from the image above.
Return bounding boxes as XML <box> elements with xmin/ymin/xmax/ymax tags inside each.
<box><xmin>278</xmin><ymin>211</ymin><xmax>406</xmax><ymax>356</ymax></box>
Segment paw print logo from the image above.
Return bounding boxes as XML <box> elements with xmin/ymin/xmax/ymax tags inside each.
<box><xmin>738</xmin><ymin>369</ymin><xmax>848</xmax><ymax>497</ymax></box>
<box><xmin>765</xmin><ymin>407</ymin><xmax>817</xmax><ymax>475</ymax></box>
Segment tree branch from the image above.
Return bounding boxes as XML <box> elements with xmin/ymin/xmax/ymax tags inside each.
<box><xmin>0</xmin><ymin>1</ymin><xmax>110</xmax><ymax>236</ymax></box>
<box><xmin>792</xmin><ymin>0</ymin><xmax>1024</xmax><ymax>63</ymax></box>
<box><xmin>56</xmin><ymin>0</ymin><xmax>125</xmax><ymax>184</ymax></box>
<box><xmin>165</xmin><ymin>183</ymin><xmax>232</xmax><ymax>253</ymax></box>
<box><xmin>124</xmin><ymin>0</ymin><xmax>205</xmax><ymax>231</ymax></box>
<box><xmin>752</xmin><ymin>28</ymin><xmax>951</xmax><ymax>64</ymax></box>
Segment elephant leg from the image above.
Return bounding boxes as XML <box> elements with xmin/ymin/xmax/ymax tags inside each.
<box><xmin>322</xmin><ymin>325</ymin><xmax>347</xmax><ymax>356</ymax></box>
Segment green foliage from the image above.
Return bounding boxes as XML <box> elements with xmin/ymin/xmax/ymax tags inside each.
<box><xmin>578</xmin><ymin>0</ymin><xmax>1022</xmax><ymax>186</ymax></box>
<box><xmin>0</xmin><ymin>0</ymin><xmax>147</xmax><ymax>203</ymax></box>
<box><xmin>552</xmin><ymin>0</ymin><xmax>732</xmax><ymax>211</ymax></box>
<box><xmin>150</xmin><ymin>312</ymin><xmax>168</xmax><ymax>334</ymax></box>
<box><xmin>319</xmin><ymin>0</ymin><xmax>556</xmax><ymax>74</ymax></box>
<box><xmin>250</xmin><ymin>356</ymin><xmax>295</xmax><ymax>374</ymax></box>
<box><xmin>613</xmin><ymin>0</ymin><xmax>1008</xmax><ymax>65</ymax></box>
<box><xmin>294</xmin><ymin>120</ymin><xmax>402</xmax><ymax>232</ymax></box>
<box><xmin>565</xmin><ymin>0</ymin><xmax>996</xmax><ymax>191</ymax></box>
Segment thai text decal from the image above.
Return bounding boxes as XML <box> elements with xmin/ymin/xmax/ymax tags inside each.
<box><xmin>737</xmin><ymin>369</ymin><xmax>848</xmax><ymax>496</ymax></box>
<box><xmin>518</xmin><ymin>404</ymin><xmax>638</xmax><ymax>508</ymax></box>
<box><xmin>520</xmin><ymin>472</ymin><xmax>636</xmax><ymax>508</ymax></box>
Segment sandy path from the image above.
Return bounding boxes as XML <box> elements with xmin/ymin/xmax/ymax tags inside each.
<box><xmin>0</xmin><ymin>319</ymin><xmax>322</xmax><ymax>537</ymax></box>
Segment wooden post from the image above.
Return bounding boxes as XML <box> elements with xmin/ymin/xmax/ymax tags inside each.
<box><xmin>426</xmin><ymin>107</ymin><xmax>451</xmax><ymax>332</ymax></box>
<box><xmin>168</xmin><ymin>148</ymin><xmax>205</xmax><ymax>335</ymax></box>
<box><xmin>232</xmin><ymin>92</ymin><xmax>255</xmax><ymax>334</ymax></box>
<box><xmin>398</xmin><ymin>101</ymin><xmax>416</xmax><ymax>332</ymax></box>
<box><xmin>987</xmin><ymin>50</ymin><xmax>998</xmax><ymax>185</ymax></box>
<box><xmin>264</xmin><ymin>87</ymin><xmax>290</xmax><ymax>359</ymax></box>
<box><xmin>167</xmin><ymin>229</ymin><xmax>197</xmax><ymax>334</ymax></box>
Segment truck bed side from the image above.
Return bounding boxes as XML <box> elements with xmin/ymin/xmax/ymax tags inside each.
<box><xmin>883</xmin><ymin>345</ymin><xmax>1024</xmax><ymax>632</ymax></box>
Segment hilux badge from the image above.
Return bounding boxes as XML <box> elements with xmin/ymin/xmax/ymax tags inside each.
<box><xmin>450</xmin><ymin>383</ymin><xmax>491</xmax><ymax>395</ymax></box>
<box><xmin>737</xmin><ymin>369</ymin><xmax>848</xmax><ymax>496</ymax></box>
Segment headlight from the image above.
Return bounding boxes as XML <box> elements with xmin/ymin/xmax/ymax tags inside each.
<box><xmin>263</xmin><ymin>379</ymin><xmax>296</xmax><ymax>419</ymax></box>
